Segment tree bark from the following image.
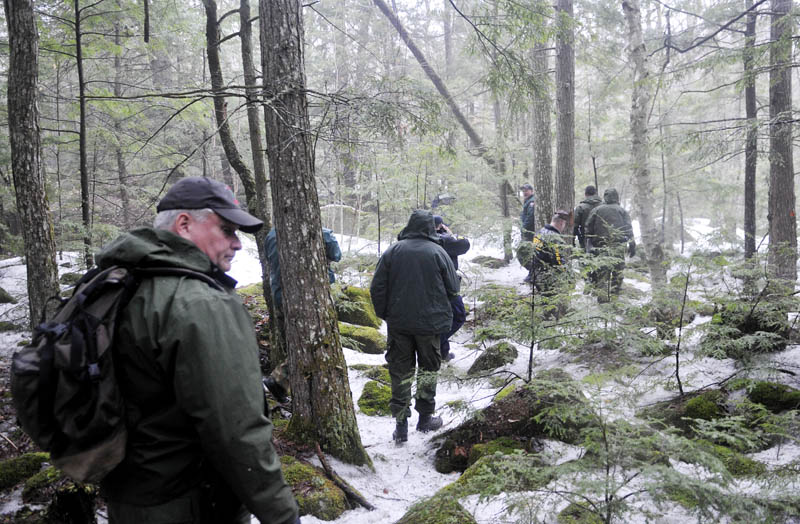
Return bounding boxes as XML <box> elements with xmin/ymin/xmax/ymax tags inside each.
<box><xmin>743</xmin><ymin>0</ymin><xmax>757</xmax><ymax>260</ymax></box>
<box><xmin>767</xmin><ymin>0</ymin><xmax>796</xmax><ymax>281</ymax></box>
<box><xmin>239</xmin><ymin>0</ymin><xmax>277</xmax><ymax>366</ymax></box>
<box><xmin>260</xmin><ymin>0</ymin><xmax>371</xmax><ymax>467</ymax></box>
<box><xmin>554</xmin><ymin>0</ymin><xmax>575</xmax><ymax>216</ymax></box>
<box><xmin>531</xmin><ymin>42</ymin><xmax>553</xmax><ymax>228</ymax></box>
<box><xmin>4</xmin><ymin>0</ymin><xmax>60</xmax><ymax>328</ymax></box>
<box><xmin>114</xmin><ymin>16</ymin><xmax>131</xmax><ymax>230</ymax></box>
<box><xmin>74</xmin><ymin>0</ymin><xmax>93</xmax><ymax>267</ymax></box>
<box><xmin>622</xmin><ymin>0</ymin><xmax>665</xmax><ymax>287</ymax></box>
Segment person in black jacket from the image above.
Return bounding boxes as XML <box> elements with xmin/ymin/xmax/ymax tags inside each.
<box><xmin>370</xmin><ymin>210</ymin><xmax>460</xmax><ymax>444</ymax></box>
<box><xmin>433</xmin><ymin>215</ymin><xmax>469</xmax><ymax>361</ymax></box>
<box><xmin>519</xmin><ymin>183</ymin><xmax>536</xmax><ymax>241</ymax></box>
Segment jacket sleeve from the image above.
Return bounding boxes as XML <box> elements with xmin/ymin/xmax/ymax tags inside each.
<box><xmin>522</xmin><ymin>203</ymin><xmax>536</xmax><ymax>234</ymax></box>
<box><xmin>442</xmin><ymin>234</ymin><xmax>470</xmax><ymax>258</ymax></box>
<box><xmin>370</xmin><ymin>252</ymin><xmax>390</xmax><ymax>319</ymax></box>
<box><xmin>169</xmin><ymin>288</ymin><xmax>299</xmax><ymax>524</ymax></box>
<box><xmin>440</xmin><ymin>251</ymin><xmax>460</xmax><ymax>297</ymax></box>
<box><xmin>622</xmin><ymin>210</ymin><xmax>634</xmax><ymax>241</ymax></box>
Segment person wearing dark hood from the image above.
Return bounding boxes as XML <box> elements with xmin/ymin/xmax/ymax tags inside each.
<box><xmin>519</xmin><ymin>183</ymin><xmax>536</xmax><ymax>241</ymax></box>
<box><xmin>370</xmin><ymin>210</ymin><xmax>460</xmax><ymax>444</ymax></box>
<box><xmin>573</xmin><ymin>185</ymin><xmax>603</xmax><ymax>251</ymax></box>
<box><xmin>585</xmin><ymin>187</ymin><xmax>635</xmax><ymax>301</ymax></box>
<box><xmin>433</xmin><ymin>215</ymin><xmax>470</xmax><ymax>361</ymax></box>
<box><xmin>96</xmin><ymin>177</ymin><xmax>299</xmax><ymax>524</ymax></box>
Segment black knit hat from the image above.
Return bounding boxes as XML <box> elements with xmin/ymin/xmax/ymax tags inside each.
<box><xmin>157</xmin><ymin>177</ymin><xmax>263</xmax><ymax>233</ymax></box>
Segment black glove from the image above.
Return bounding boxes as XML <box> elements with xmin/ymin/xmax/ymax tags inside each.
<box><xmin>627</xmin><ymin>240</ymin><xmax>636</xmax><ymax>257</ymax></box>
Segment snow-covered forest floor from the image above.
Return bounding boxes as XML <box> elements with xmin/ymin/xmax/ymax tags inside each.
<box><xmin>0</xmin><ymin>220</ymin><xmax>798</xmax><ymax>523</ymax></box>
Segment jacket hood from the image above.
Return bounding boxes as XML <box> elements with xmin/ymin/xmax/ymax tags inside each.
<box><xmin>95</xmin><ymin>227</ymin><xmax>214</xmax><ymax>273</ymax></box>
<box><xmin>581</xmin><ymin>195</ymin><xmax>603</xmax><ymax>205</ymax></box>
<box><xmin>398</xmin><ymin>210</ymin><xmax>441</xmax><ymax>242</ymax></box>
<box><xmin>603</xmin><ymin>188</ymin><xmax>620</xmax><ymax>205</ymax></box>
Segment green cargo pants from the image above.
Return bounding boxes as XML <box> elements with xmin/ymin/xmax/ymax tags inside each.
<box><xmin>385</xmin><ymin>330</ymin><xmax>442</xmax><ymax>422</ymax></box>
<box><xmin>107</xmin><ymin>483</ymin><xmax>250</xmax><ymax>524</ymax></box>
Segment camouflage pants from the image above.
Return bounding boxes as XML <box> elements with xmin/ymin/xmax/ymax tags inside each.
<box><xmin>385</xmin><ymin>330</ymin><xmax>441</xmax><ymax>421</ymax></box>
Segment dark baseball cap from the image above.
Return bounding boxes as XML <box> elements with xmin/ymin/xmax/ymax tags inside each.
<box><xmin>520</xmin><ymin>183</ymin><xmax>533</xmax><ymax>191</ymax></box>
<box><xmin>433</xmin><ymin>215</ymin><xmax>444</xmax><ymax>227</ymax></box>
<box><xmin>156</xmin><ymin>177</ymin><xmax>264</xmax><ymax>233</ymax></box>
<box><xmin>553</xmin><ymin>209</ymin><xmax>570</xmax><ymax>221</ymax></box>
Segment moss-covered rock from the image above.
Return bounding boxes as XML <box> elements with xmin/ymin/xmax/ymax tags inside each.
<box><xmin>0</xmin><ymin>286</ymin><xmax>16</xmax><ymax>304</ymax></box>
<box><xmin>684</xmin><ymin>391</ymin><xmax>724</xmax><ymax>421</ymax></box>
<box><xmin>339</xmin><ymin>322</ymin><xmax>386</xmax><ymax>354</ymax></box>
<box><xmin>59</xmin><ymin>272</ymin><xmax>83</xmax><ymax>287</ymax></box>
<box><xmin>281</xmin><ymin>456</ymin><xmax>347</xmax><ymax>521</ymax></box>
<box><xmin>394</xmin><ymin>494</ymin><xmax>478</xmax><ymax>524</ymax></box>
<box><xmin>467</xmin><ymin>342</ymin><xmax>518</xmax><ymax>376</ymax></box>
<box><xmin>471</xmin><ymin>255</ymin><xmax>508</xmax><ymax>269</ymax></box>
<box><xmin>22</xmin><ymin>466</ymin><xmax>63</xmax><ymax>503</ymax></box>
<box><xmin>696</xmin><ymin>440</ymin><xmax>767</xmax><ymax>478</ymax></box>
<box><xmin>638</xmin><ymin>390</ymin><xmax>726</xmax><ymax>434</ymax></box>
<box><xmin>664</xmin><ymin>485</ymin><xmax>700</xmax><ymax>509</ymax></box>
<box><xmin>747</xmin><ymin>381</ymin><xmax>800</xmax><ymax>413</ymax></box>
<box><xmin>335</xmin><ymin>286</ymin><xmax>380</xmax><ymax>328</ymax></box>
<box><xmin>0</xmin><ymin>452</ymin><xmax>49</xmax><ymax>491</ymax></box>
<box><xmin>0</xmin><ymin>321</ymin><xmax>21</xmax><ymax>332</ymax></box>
<box><xmin>350</xmin><ymin>364</ymin><xmax>391</xmax><ymax>384</ymax></box>
<box><xmin>435</xmin><ymin>369</ymin><xmax>596</xmax><ymax>473</ymax></box>
<box><xmin>358</xmin><ymin>381</ymin><xmax>392</xmax><ymax>416</ymax></box>
<box><xmin>495</xmin><ymin>382</ymin><xmax>517</xmax><ymax>402</ymax></box>
<box><xmin>441</xmin><ymin>452</ymin><xmax>550</xmax><ymax>499</ymax></box>
<box><xmin>557</xmin><ymin>502</ymin><xmax>604</xmax><ymax>524</ymax></box>
<box><xmin>467</xmin><ymin>436</ymin><xmax>525</xmax><ymax>466</ymax></box>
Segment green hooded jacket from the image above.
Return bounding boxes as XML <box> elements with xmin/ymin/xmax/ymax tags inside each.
<box><xmin>572</xmin><ymin>194</ymin><xmax>603</xmax><ymax>250</ymax></box>
<box><xmin>96</xmin><ymin>228</ymin><xmax>298</xmax><ymax>524</ymax></box>
<box><xmin>370</xmin><ymin>210</ymin><xmax>459</xmax><ymax>335</ymax></box>
<box><xmin>585</xmin><ymin>188</ymin><xmax>633</xmax><ymax>249</ymax></box>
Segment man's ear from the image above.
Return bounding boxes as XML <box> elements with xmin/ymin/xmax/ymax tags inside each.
<box><xmin>171</xmin><ymin>212</ymin><xmax>193</xmax><ymax>239</ymax></box>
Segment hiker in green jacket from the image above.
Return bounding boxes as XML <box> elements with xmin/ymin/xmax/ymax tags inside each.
<box><xmin>370</xmin><ymin>210</ymin><xmax>460</xmax><ymax>444</ymax></box>
<box><xmin>585</xmin><ymin>187</ymin><xmax>635</xmax><ymax>301</ymax></box>
<box><xmin>98</xmin><ymin>177</ymin><xmax>300</xmax><ymax>524</ymax></box>
<box><xmin>573</xmin><ymin>185</ymin><xmax>603</xmax><ymax>251</ymax></box>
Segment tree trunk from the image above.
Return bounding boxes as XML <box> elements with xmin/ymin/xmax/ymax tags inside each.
<box><xmin>260</xmin><ymin>0</ymin><xmax>371</xmax><ymax>467</ymax></box>
<box><xmin>743</xmin><ymin>0</ymin><xmax>757</xmax><ymax>260</ymax></box>
<box><xmin>554</xmin><ymin>0</ymin><xmax>575</xmax><ymax>216</ymax></box>
<box><xmin>622</xmin><ymin>0</ymin><xmax>665</xmax><ymax>287</ymax></box>
<box><xmin>767</xmin><ymin>0</ymin><xmax>796</xmax><ymax>281</ymax></box>
<box><xmin>239</xmin><ymin>0</ymin><xmax>277</xmax><ymax>365</ymax></box>
<box><xmin>114</xmin><ymin>17</ymin><xmax>131</xmax><ymax>230</ymax></box>
<box><xmin>531</xmin><ymin>42</ymin><xmax>553</xmax><ymax>228</ymax></box>
<box><xmin>74</xmin><ymin>0</ymin><xmax>93</xmax><ymax>268</ymax></box>
<box><xmin>4</xmin><ymin>0</ymin><xmax>60</xmax><ymax>328</ymax></box>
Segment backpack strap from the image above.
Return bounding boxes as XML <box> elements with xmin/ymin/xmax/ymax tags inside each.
<box><xmin>133</xmin><ymin>267</ymin><xmax>225</xmax><ymax>292</ymax></box>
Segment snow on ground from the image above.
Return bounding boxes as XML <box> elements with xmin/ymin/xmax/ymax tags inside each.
<box><xmin>1</xmin><ymin>219</ymin><xmax>798</xmax><ymax>523</ymax></box>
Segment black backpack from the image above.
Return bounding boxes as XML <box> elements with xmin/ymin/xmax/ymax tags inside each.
<box><xmin>10</xmin><ymin>265</ymin><xmax>221</xmax><ymax>483</ymax></box>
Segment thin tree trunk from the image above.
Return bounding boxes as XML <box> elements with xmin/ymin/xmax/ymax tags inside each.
<box><xmin>74</xmin><ymin>0</ymin><xmax>92</xmax><ymax>267</ymax></box>
<box><xmin>767</xmin><ymin>0</ymin><xmax>796</xmax><ymax>281</ymax></box>
<box><xmin>260</xmin><ymin>0</ymin><xmax>371</xmax><ymax>467</ymax></box>
<box><xmin>114</xmin><ymin>16</ymin><xmax>131</xmax><ymax>230</ymax></box>
<box><xmin>531</xmin><ymin>42</ymin><xmax>553</xmax><ymax>228</ymax></box>
<box><xmin>555</xmin><ymin>0</ymin><xmax>575</xmax><ymax>216</ymax></box>
<box><xmin>622</xmin><ymin>0</ymin><xmax>665</xmax><ymax>287</ymax></box>
<box><xmin>743</xmin><ymin>0</ymin><xmax>757</xmax><ymax>260</ymax></box>
<box><xmin>4</xmin><ymin>0</ymin><xmax>60</xmax><ymax>328</ymax></box>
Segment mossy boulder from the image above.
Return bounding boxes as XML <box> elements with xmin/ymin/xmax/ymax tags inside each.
<box><xmin>467</xmin><ymin>436</ymin><xmax>525</xmax><ymax>466</ymax></box>
<box><xmin>441</xmin><ymin>452</ymin><xmax>550</xmax><ymax>499</ymax></box>
<box><xmin>281</xmin><ymin>456</ymin><xmax>347</xmax><ymax>521</ymax></box>
<box><xmin>684</xmin><ymin>392</ymin><xmax>724</xmax><ymax>421</ymax></box>
<box><xmin>59</xmin><ymin>272</ymin><xmax>83</xmax><ymax>287</ymax></box>
<box><xmin>467</xmin><ymin>342</ymin><xmax>518</xmax><ymax>376</ymax></box>
<box><xmin>350</xmin><ymin>364</ymin><xmax>390</xmax><ymax>384</ymax></box>
<box><xmin>696</xmin><ymin>440</ymin><xmax>767</xmax><ymax>477</ymax></box>
<box><xmin>638</xmin><ymin>390</ymin><xmax>726</xmax><ymax>434</ymax></box>
<box><xmin>471</xmin><ymin>255</ymin><xmax>507</xmax><ymax>269</ymax></box>
<box><xmin>495</xmin><ymin>382</ymin><xmax>517</xmax><ymax>402</ymax></box>
<box><xmin>434</xmin><ymin>369</ymin><xmax>596</xmax><ymax>473</ymax></box>
<box><xmin>0</xmin><ymin>286</ymin><xmax>16</xmax><ymax>304</ymax></box>
<box><xmin>0</xmin><ymin>321</ymin><xmax>21</xmax><ymax>332</ymax></box>
<box><xmin>339</xmin><ymin>322</ymin><xmax>386</xmax><ymax>354</ymax></box>
<box><xmin>0</xmin><ymin>452</ymin><xmax>49</xmax><ymax>490</ymax></box>
<box><xmin>394</xmin><ymin>494</ymin><xmax>477</xmax><ymax>524</ymax></box>
<box><xmin>557</xmin><ymin>502</ymin><xmax>604</xmax><ymax>524</ymax></box>
<box><xmin>357</xmin><ymin>381</ymin><xmax>392</xmax><ymax>416</ymax></box>
<box><xmin>747</xmin><ymin>381</ymin><xmax>800</xmax><ymax>413</ymax></box>
<box><xmin>22</xmin><ymin>466</ymin><xmax>64</xmax><ymax>503</ymax></box>
<box><xmin>700</xmin><ymin>298</ymin><xmax>792</xmax><ymax>358</ymax></box>
<box><xmin>335</xmin><ymin>286</ymin><xmax>380</xmax><ymax>328</ymax></box>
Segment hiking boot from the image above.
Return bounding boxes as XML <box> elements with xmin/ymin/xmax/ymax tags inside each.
<box><xmin>263</xmin><ymin>377</ymin><xmax>290</xmax><ymax>404</ymax></box>
<box><xmin>444</xmin><ymin>351</ymin><xmax>455</xmax><ymax>362</ymax></box>
<box><xmin>416</xmin><ymin>414</ymin><xmax>443</xmax><ymax>433</ymax></box>
<box><xmin>393</xmin><ymin>420</ymin><xmax>408</xmax><ymax>444</ymax></box>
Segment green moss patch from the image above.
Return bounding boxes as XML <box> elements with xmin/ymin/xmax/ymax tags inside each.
<box><xmin>0</xmin><ymin>286</ymin><xmax>16</xmax><ymax>304</ymax></box>
<box><xmin>280</xmin><ymin>456</ymin><xmax>347</xmax><ymax>521</ymax></box>
<box><xmin>395</xmin><ymin>493</ymin><xmax>477</xmax><ymax>524</ymax></box>
<box><xmin>557</xmin><ymin>502</ymin><xmax>604</xmax><ymax>524</ymax></box>
<box><xmin>697</xmin><ymin>441</ymin><xmax>767</xmax><ymax>478</ymax></box>
<box><xmin>22</xmin><ymin>466</ymin><xmax>63</xmax><ymax>503</ymax></box>
<box><xmin>467</xmin><ymin>342</ymin><xmax>518</xmax><ymax>375</ymax></box>
<box><xmin>0</xmin><ymin>452</ymin><xmax>49</xmax><ymax>491</ymax></box>
<box><xmin>467</xmin><ymin>436</ymin><xmax>525</xmax><ymax>466</ymax></box>
<box><xmin>684</xmin><ymin>391</ymin><xmax>724</xmax><ymax>421</ymax></box>
<box><xmin>338</xmin><ymin>322</ymin><xmax>385</xmax><ymax>354</ymax></box>
<box><xmin>747</xmin><ymin>381</ymin><xmax>800</xmax><ymax>413</ymax></box>
<box><xmin>471</xmin><ymin>255</ymin><xmax>508</xmax><ymax>269</ymax></box>
<box><xmin>441</xmin><ymin>452</ymin><xmax>550</xmax><ymax>499</ymax></box>
<box><xmin>58</xmin><ymin>272</ymin><xmax>83</xmax><ymax>287</ymax></box>
<box><xmin>350</xmin><ymin>364</ymin><xmax>390</xmax><ymax>384</ymax></box>
<box><xmin>357</xmin><ymin>381</ymin><xmax>392</xmax><ymax>416</ymax></box>
<box><xmin>335</xmin><ymin>286</ymin><xmax>380</xmax><ymax>328</ymax></box>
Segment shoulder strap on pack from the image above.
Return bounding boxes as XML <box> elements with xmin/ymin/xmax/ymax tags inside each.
<box><xmin>133</xmin><ymin>267</ymin><xmax>224</xmax><ymax>292</ymax></box>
